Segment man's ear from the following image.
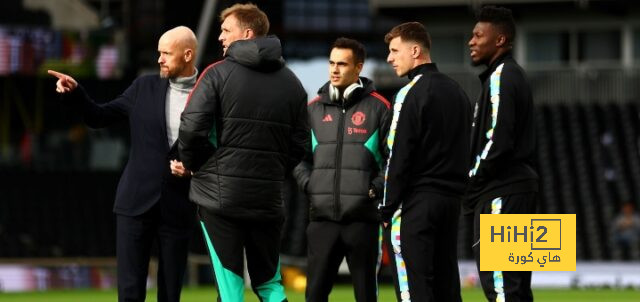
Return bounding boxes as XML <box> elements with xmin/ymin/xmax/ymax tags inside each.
<box><xmin>354</xmin><ymin>62</ymin><xmax>363</xmax><ymax>74</ymax></box>
<box><xmin>244</xmin><ymin>28</ymin><xmax>255</xmax><ymax>40</ymax></box>
<box><xmin>183</xmin><ymin>49</ymin><xmax>193</xmax><ymax>62</ymax></box>
<box><xmin>412</xmin><ymin>44</ymin><xmax>421</xmax><ymax>59</ymax></box>
<box><xmin>496</xmin><ymin>34</ymin><xmax>507</xmax><ymax>48</ymax></box>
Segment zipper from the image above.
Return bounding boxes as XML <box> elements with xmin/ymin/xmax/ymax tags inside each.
<box><xmin>333</xmin><ymin>106</ymin><xmax>346</xmax><ymax>220</ymax></box>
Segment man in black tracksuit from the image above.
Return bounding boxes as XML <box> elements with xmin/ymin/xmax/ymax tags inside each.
<box><xmin>467</xmin><ymin>6</ymin><xmax>539</xmax><ymax>302</ymax></box>
<box><xmin>177</xmin><ymin>4</ymin><xmax>308</xmax><ymax>302</ymax></box>
<box><xmin>380</xmin><ymin>22</ymin><xmax>470</xmax><ymax>302</ymax></box>
<box><xmin>293</xmin><ymin>38</ymin><xmax>391</xmax><ymax>302</ymax></box>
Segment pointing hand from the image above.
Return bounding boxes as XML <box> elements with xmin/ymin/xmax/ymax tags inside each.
<box><xmin>47</xmin><ymin>70</ymin><xmax>78</xmax><ymax>93</ymax></box>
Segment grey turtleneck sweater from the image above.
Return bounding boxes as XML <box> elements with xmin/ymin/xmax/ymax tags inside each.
<box><xmin>166</xmin><ymin>69</ymin><xmax>198</xmax><ymax>146</ymax></box>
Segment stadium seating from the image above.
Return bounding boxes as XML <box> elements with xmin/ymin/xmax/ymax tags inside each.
<box><xmin>452</xmin><ymin>103</ymin><xmax>640</xmax><ymax>261</ymax></box>
<box><xmin>1</xmin><ymin>103</ymin><xmax>640</xmax><ymax>261</ymax></box>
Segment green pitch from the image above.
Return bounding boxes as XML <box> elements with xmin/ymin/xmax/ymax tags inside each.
<box><xmin>0</xmin><ymin>286</ymin><xmax>638</xmax><ymax>301</ymax></box>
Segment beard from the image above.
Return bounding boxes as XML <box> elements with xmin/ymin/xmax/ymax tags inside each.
<box><xmin>159</xmin><ymin>65</ymin><xmax>184</xmax><ymax>79</ymax></box>
<box><xmin>159</xmin><ymin>66</ymin><xmax>171</xmax><ymax>78</ymax></box>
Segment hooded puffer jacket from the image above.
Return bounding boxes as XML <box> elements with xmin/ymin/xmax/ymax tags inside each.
<box><xmin>294</xmin><ymin>78</ymin><xmax>391</xmax><ymax>222</ymax></box>
<box><xmin>179</xmin><ymin>36</ymin><xmax>309</xmax><ymax>220</ymax></box>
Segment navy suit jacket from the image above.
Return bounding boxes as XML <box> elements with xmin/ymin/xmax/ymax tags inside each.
<box><xmin>67</xmin><ymin>75</ymin><xmax>193</xmax><ymax>219</ymax></box>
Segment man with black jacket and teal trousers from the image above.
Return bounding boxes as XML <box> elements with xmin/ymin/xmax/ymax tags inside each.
<box><xmin>467</xmin><ymin>6</ymin><xmax>539</xmax><ymax>302</ymax></box>
<box><xmin>380</xmin><ymin>22</ymin><xmax>470</xmax><ymax>302</ymax></box>
<box><xmin>177</xmin><ymin>3</ymin><xmax>307</xmax><ymax>302</ymax></box>
<box><xmin>293</xmin><ymin>37</ymin><xmax>391</xmax><ymax>302</ymax></box>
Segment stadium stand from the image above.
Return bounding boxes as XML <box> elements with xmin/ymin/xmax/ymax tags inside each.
<box><xmin>3</xmin><ymin>103</ymin><xmax>640</xmax><ymax>261</ymax></box>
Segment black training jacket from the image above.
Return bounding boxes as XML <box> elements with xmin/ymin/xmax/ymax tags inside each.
<box><xmin>379</xmin><ymin>63</ymin><xmax>471</xmax><ymax>222</ymax></box>
<box><xmin>178</xmin><ymin>36</ymin><xmax>308</xmax><ymax>220</ymax></box>
<box><xmin>466</xmin><ymin>52</ymin><xmax>539</xmax><ymax>212</ymax></box>
<box><xmin>293</xmin><ymin>77</ymin><xmax>391</xmax><ymax>222</ymax></box>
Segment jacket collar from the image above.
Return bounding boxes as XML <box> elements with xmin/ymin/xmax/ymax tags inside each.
<box><xmin>407</xmin><ymin>63</ymin><xmax>438</xmax><ymax>80</ymax></box>
<box><xmin>479</xmin><ymin>51</ymin><xmax>513</xmax><ymax>81</ymax></box>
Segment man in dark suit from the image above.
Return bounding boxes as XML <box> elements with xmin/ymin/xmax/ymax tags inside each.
<box><xmin>48</xmin><ymin>26</ymin><xmax>198</xmax><ymax>302</ymax></box>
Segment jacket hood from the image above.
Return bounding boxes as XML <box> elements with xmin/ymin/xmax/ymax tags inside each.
<box><xmin>226</xmin><ymin>36</ymin><xmax>285</xmax><ymax>72</ymax></box>
<box><xmin>316</xmin><ymin>76</ymin><xmax>376</xmax><ymax>107</ymax></box>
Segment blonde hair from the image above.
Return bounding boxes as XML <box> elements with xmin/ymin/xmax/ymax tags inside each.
<box><xmin>220</xmin><ymin>3</ymin><xmax>269</xmax><ymax>37</ymax></box>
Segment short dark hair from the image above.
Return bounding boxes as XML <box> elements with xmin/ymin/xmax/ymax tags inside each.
<box><xmin>476</xmin><ymin>6</ymin><xmax>516</xmax><ymax>45</ymax></box>
<box><xmin>384</xmin><ymin>22</ymin><xmax>431</xmax><ymax>51</ymax></box>
<box><xmin>332</xmin><ymin>37</ymin><xmax>366</xmax><ymax>64</ymax></box>
<box><xmin>220</xmin><ymin>3</ymin><xmax>270</xmax><ymax>37</ymax></box>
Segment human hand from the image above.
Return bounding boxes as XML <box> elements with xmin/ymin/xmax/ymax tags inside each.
<box><xmin>170</xmin><ymin>160</ymin><xmax>192</xmax><ymax>178</ymax></box>
<box><xmin>47</xmin><ymin>70</ymin><xmax>78</xmax><ymax>93</ymax></box>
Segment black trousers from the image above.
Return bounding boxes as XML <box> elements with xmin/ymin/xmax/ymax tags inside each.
<box><xmin>199</xmin><ymin>208</ymin><xmax>287</xmax><ymax>302</ymax></box>
<box><xmin>306</xmin><ymin>221</ymin><xmax>380</xmax><ymax>302</ymax></box>
<box><xmin>116</xmin><ymin>200</ymin><xmax>195</xmax><ymax>302</ymax></box>
<box><xmin>384</xmin><ymin>192</ymin><xmax>462</xmax><ymax>302</ymax></box>
<box><xmin>472</xmin><ymin>193</ymin><xmax>537</xmax><ymax>302</ymax></box>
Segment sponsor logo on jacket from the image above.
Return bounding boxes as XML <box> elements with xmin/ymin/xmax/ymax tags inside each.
<box><xmin>347</xmin><ymin>127</ymin><xmax>368</xmax><ymax>135</ymax></box>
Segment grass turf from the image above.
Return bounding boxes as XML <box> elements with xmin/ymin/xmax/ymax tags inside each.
<box><xmin>0</xmin><ymin>286</ymin><xmax>639</xmax><ymax>301</ymax></box>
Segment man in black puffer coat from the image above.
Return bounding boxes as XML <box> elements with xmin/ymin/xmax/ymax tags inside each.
<box><xmin>177</xmin><ymin>4</ymin><xmax>308</xmax><ymax>302</ymax></box>
<box><xmin>294</xmin><ymin>38</ymin><xmax>391</xmax><ymax>302</ymax></box>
